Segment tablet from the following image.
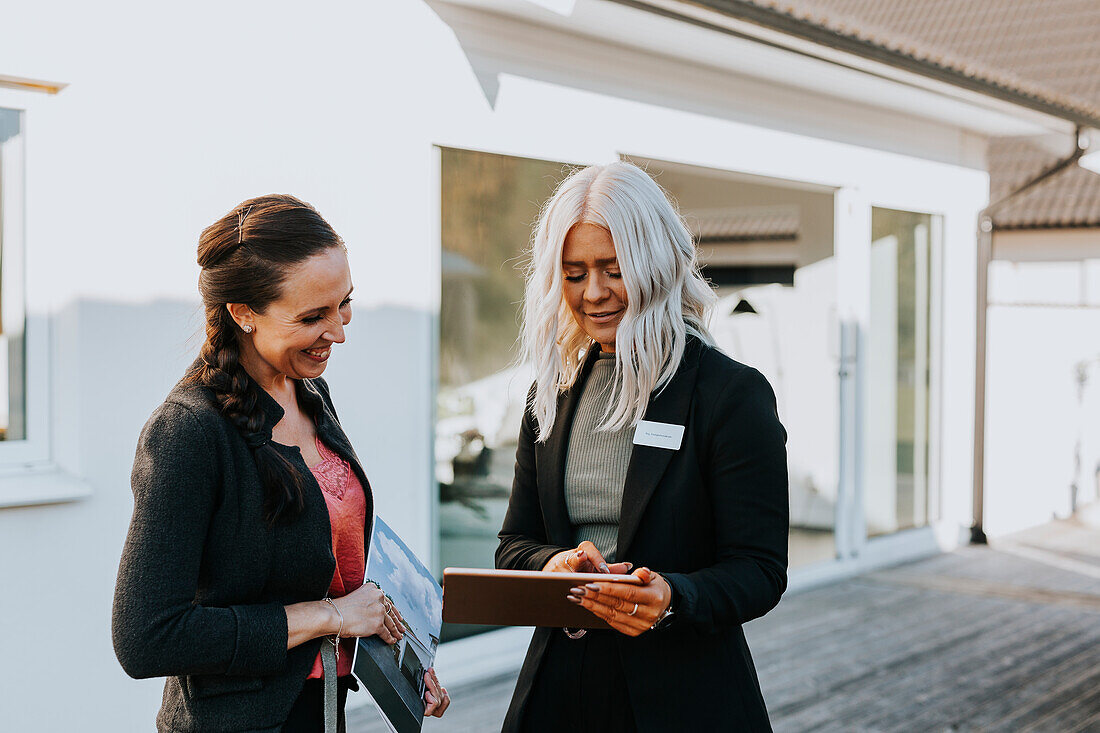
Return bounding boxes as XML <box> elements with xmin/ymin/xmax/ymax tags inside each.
<box><xmin>442</xmin><ymin>567</ymin><xmax>644</xmax><ymax>629</ymax></box>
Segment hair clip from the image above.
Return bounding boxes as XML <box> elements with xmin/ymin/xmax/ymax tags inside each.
<box><xmin>237</xmin><ymin>204</ymin><xmax>254</xmax><ymax>244</ymax></box>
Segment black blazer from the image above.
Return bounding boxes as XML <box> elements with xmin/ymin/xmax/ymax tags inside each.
<box><xmin>497</xmin><ymin>337</ymin><xmax>788</xmax><ymax>732</ymax></box>
<box><xmin>112</xmin><ymin>367</ymin><xmax>372</xmax><ymax>733</ymax></box>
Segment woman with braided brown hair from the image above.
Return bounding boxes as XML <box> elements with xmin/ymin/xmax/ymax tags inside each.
<box><xmin>112</xmin><ymin>195</ymin><xmax>449</xmax><ymax>732</ymax></box>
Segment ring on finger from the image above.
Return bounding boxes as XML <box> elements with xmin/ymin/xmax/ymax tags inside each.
<box><xmin>627</xmin><ymin>603</ymin><xmax>639</xmax><ymax>616</ymax></box>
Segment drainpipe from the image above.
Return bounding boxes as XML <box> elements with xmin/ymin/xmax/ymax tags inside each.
<box><xmin>971</xmin><ymin>127</ymin><xmax>1090</xmax><ymax>544</ymax></box>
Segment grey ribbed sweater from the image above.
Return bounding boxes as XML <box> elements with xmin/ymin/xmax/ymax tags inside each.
<box><xmin>563</xmin><ymin>352</ymin><xmax>634</xmax><ymax>563</ymax></box>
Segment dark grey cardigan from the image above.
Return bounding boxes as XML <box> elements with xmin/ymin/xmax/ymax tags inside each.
<box><xmin>112</xmin><ymin>366</ymin><xmax>373</xmax><ymax>733</ymax></box>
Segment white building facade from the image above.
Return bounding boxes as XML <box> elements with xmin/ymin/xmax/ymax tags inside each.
<box><xmin>0</xmin><ymin>1</ymin><xmax>1090</xmax><ymax>729</ymax></box>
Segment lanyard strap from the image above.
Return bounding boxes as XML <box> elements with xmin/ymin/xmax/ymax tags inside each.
<box><xmin>320</xmin><ymin>639</ymin><xmax>338</xmax><ymax>733</ymax></box>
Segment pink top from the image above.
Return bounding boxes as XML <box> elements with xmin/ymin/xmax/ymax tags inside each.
<box><xmin>307</xmin><ymin>437</ymin><xmax>367</xmax><ymax>679</ymax></box>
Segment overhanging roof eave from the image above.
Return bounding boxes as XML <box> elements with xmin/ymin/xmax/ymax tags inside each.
<box><xmin>623</xmin><ymin>0</ymin><xmax>1100</xmax><ymax>132</ymax></box>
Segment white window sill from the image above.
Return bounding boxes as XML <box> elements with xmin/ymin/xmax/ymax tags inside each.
<box><xmin>0</xmin><ymin>465</ymin><xmax>92</xmax><ymax>508</ymax></box>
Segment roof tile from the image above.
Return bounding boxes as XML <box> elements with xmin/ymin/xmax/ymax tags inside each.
<box><xmin>989</xmin><ymin>137</ymin><xmax>1100</xmax><ymax>229</ymax></box>
<box><xmin>729</xmin><ymin>0</ymin><xmax>1100</xmax><ymax>229</ymax></box>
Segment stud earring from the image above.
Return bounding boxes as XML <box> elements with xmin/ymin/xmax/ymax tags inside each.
<box><xmin>242</xmin><ymin>325</ymin><xmax>254</xmax><ymax>334</ymax></box>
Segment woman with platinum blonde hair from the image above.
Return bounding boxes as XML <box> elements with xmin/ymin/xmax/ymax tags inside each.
<box><xmin>521</xmin><ymin>161</ymin><xmax>718</xmax><ymax>437</ymax></box>
<box><xmin>497</xmin><ymin>161</ymin><xmax>789</xmax><ymax>732</ymax></box>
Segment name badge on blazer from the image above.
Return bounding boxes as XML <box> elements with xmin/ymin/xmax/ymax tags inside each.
<box><xmin>633</xmin><ymin>420</ymin><xmax>685</xmax><ymax>450</ymax></box>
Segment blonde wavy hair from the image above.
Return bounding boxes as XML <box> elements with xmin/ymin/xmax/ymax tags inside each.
<box><xmin>521</xmin><ymin>161</ymin><xmax>716</xmax><ymax>441</ymax></box>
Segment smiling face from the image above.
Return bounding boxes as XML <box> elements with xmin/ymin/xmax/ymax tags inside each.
<box><xmin>561</xmin><ymin>222</ymin><xmax>628</xmax><ymax>353</ymax></box>
<box><xmin>231</xmin><ymin>247</ymin><xmax>353</xmax><ymax>385</ymax></box>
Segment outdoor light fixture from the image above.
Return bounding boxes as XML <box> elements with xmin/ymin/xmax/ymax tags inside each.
<box><xmin>1078</xmin><ymin>129</ymin><xmax>1100</xmax><ymax>174</ymax></box>
<box><xmin>730</xmin><ymin>298</ymin><xmax>758</xmax><ymax>315</ymax></box>
<box><xmin>1079</xmin><ymin>150</ymin><xmax>1100</xmax><ymax>175</ymax></box>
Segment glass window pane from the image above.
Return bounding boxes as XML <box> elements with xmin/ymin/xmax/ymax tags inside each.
<box><xmin>628</xmin><ymin>157</ymin><xmax>840</xmax><ymax>569</ymax></box>
<box><xmin>0</xmin><ymin>108</ymin><xmax>25</xmax><ymax>442</ymax></box>
<box><xmin>437</xmin><ymin>148</ymin><xmax>576</xmax><ymax>641</ymax></box>
<box><xmin>866</xmin><ymin>207</ymin><xmax>937</xmax><ymax>536</ymax></box>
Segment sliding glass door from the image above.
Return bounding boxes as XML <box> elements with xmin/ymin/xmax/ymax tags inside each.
<box><xmin>435</xmin><ymin>150</ymin><xmax>944</xmax><ymax>633</ymax></box>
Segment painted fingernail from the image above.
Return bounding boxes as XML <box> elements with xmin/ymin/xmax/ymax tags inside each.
<box><xmin>599</xmin><ymin>563</ymin><xmax>609</xmax><ymax>573</ymax></box>
<box><xmin>624</xmin><ymin>563</ymin><xmax>634</xmax><ymax>570</ymax></box>
<box><xmin>567</xmin><ymin>595</ymin><xmax>582</xmax><ymax>604</ymax></box>
<box><xmin>569</xmin><ymin>586</ymin><xmax>585</xmax><ymax>595</ymax></box>
<box><xmin>585</xmin><ymin>583</ymin><xmax>600</xmax><ymax>591</ymax></box>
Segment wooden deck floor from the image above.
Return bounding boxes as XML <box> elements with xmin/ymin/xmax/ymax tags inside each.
<box><xmin>349</xmin><ymin>517</ymin><xmax>1100</xmax><ymax>732</ymax></box>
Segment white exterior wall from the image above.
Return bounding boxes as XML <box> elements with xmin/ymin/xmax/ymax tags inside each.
<box><xmin>985</xmin><ymin>229</ymin><xmax>1100</xmax><ymax>536</ymax></box>
<box><xmin>0</xmin><ymin>1</ymin><xmax>993</xmax><ymax>730</ymax></box>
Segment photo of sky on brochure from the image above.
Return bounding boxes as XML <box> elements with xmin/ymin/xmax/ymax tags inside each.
<box><xmin>371</xmin><ymin>519</ymin><xmax>443</xmax><ymax>657</ymax></box>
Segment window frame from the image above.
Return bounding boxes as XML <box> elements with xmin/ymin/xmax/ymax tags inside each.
<box><xmin>0</xmin><ymin>90</ymin><xmax>80</xmax><ymax>506</ymax></box>
<box><xmin>0</xmin><ymin>104</ymin><xmax>50</xmax><ymax>467</ymax></box>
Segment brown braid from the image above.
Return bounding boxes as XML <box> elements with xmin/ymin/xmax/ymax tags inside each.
<box><xmin>188</xmin><ymin>194</ymin><xmax>344</xmax><ymax>524</ymax></box>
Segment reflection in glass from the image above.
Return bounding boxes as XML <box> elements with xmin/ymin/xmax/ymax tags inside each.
<box><xmin>437</xmin><ymin>148</ymin><xmax>576</xmax><ymax>640</ymax></box>
<box><xmin>628</xmin><ymin>157</ymin><xmax>840</xmax><ymax>569</ymax></box>
<box><xmin>866</xmin><ymin>208</ymin><xmax>937</xmax><ymax>536</ymax></box>
<box><xmin>0</xmin><ymin>108</ymin><xmax>25</xmax><ymax>442</ymax></box>
<box><xmin>710</xmin><ymin>271</ymin><xmax>839</xmax><ymax>568</ymax></box>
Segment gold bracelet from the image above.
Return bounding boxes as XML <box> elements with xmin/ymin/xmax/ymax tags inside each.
<box><xmin>322</xmin><ymin>597</ymin><xmax>344</xmax><ymax>659</ymax></box>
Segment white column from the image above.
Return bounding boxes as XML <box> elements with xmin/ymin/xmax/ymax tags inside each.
<box><xmin>833</xmin><ymin>187</ymin><xmax>871</xmax><ymax>559</ymax></box>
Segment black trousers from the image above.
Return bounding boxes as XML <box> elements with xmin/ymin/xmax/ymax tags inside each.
<box><xmin>282</xmin><ymin>677</ymin><xmax>353</xmax><ymax>733</ymax></box>
<box><xmin>520</xmin><ymin>630</ymin><xmax>637</xmax><ymax>733</ymax></box>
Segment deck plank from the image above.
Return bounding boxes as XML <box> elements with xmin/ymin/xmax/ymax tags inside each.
<box><xmin>348</xmin><ymin>519</ymin><xmax>1100</xmax><ymax>732</ymax></box>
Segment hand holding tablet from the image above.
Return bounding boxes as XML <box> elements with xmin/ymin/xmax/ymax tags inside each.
<box><xmin>442</xmin><ymin>567</ymin><xmax>644</xmax><ymax>629</ymax></box>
